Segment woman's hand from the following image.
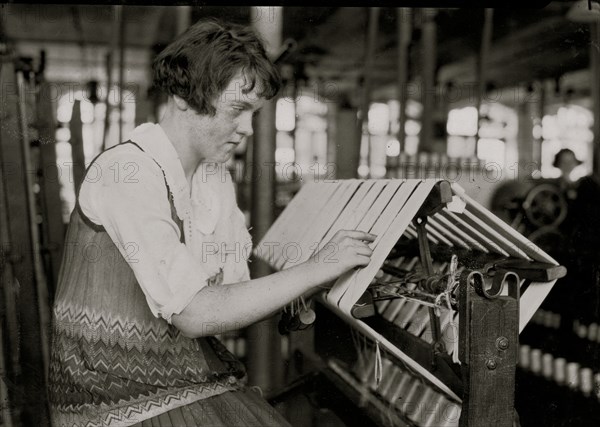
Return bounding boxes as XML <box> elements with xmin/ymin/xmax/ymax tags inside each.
<box><xmin>306</xmin><ymin>230</ymin><xmax>377</xmax><ymax>284</ymax></box>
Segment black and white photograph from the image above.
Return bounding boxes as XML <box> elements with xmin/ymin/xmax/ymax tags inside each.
<box><xmin>0</xmin><ymin>2</ymin><xmax>599</xmax><ymax>426</ymax></box>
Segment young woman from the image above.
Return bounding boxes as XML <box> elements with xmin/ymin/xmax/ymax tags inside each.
<box><xmin>49</xmin><ymin>19</ymin><xmax>374</xmax><ymax>426</ymax></box>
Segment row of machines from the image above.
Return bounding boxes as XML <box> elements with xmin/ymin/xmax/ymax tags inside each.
<box><xmin>257</xmin><ymin>179</ymin><xmax>565</xmax><ymax>426</ymax></box>
<box><xmin>490</xmin><ymin>178</ymin><xmax>600</xmax><ymax>425</ymax></box>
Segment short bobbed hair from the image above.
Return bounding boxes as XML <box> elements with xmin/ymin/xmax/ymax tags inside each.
<box><xmin>152</xmin><ymin>19</ymin><xmax>281</xmax><ymax>116</ymax></box>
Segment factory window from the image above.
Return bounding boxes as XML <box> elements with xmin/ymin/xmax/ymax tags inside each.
<box><xmin>275</xmin><ymin>93</ymin><xmax>328</xmax><ymax>182</ymax></box>
<box><xmin>359</xmin><ymin>99</ymin><xmax>422</xmax><ymax>178</ymax></box>
<box><xmin>540</xmin><ymin>104</ymin><xmax>593</xmax><ymax>180</ymax></box>
<box><xmin>446</xmin><ymin>103</ymin><xmax>517</xmax><ymax>171</ymax></box>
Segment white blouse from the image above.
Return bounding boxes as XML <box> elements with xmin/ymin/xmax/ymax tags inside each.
<box><xmin>79</xmin><ymin>123</ymin><xmax>252</xmax><ymax>323</ymax></box>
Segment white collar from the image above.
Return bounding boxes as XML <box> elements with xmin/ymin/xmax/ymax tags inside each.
<box><xmin>128</xmin><ymin>123</ymin><xmax>191</xmax><ymax>222</ymax></box>
<box><xmin>127</xmin><ymin>123</ymin><xmax>223</xmax><ymax>234</ymax></box>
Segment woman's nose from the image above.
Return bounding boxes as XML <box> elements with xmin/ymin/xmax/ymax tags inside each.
<box><xmin>237</xmin><ymin>111</ymin><xmax>254</xmax><ymax>137</ymax></box>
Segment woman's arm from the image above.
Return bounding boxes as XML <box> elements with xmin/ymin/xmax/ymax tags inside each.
<box><xmin>172</xmin><ymin>230</ymin><xmax>375</xmax><ymax>338</ymax></box>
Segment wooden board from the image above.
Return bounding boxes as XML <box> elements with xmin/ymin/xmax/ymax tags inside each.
<box><xmin>284</xmin><ymin>180</ymin><xmax>362</xmax><ymax>267</ymax></box>
<box><xmin>326</xmin><ymin>180</ymin><xmax>405</xmax><ymax>305</ymax></box>
<box><xmin>338</xmin><ymin>180</ymin><xmax>433</xmax><ymax>311</ymax></box>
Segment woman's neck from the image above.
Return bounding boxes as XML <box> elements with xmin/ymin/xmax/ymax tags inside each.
<box><xmin>159</xmin><ymin>113</ymin><xmax>201</xmax><ymax>185</ymax></box>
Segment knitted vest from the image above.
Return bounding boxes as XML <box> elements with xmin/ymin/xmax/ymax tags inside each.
<box><xmin>49</xmin><ymin>143</ymin><xmax>245</xmax><ymax>427</ymax></box>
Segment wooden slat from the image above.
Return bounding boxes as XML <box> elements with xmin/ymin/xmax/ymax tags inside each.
<box><xmin>326</xmin><ymin>180</ymin><xmax>404</xmax><ymax>305</ymax></box>
<box><xmin>405</xmin><ymin>223</ymin><xmax>419</xmax><ymax>239</ymax></box>
<box><xmin>257</xmin><ymin>181</ymin><xmax>318</xmax><ymax>265</ymax></box>
<box><xmin>338</xmin><ymin>180</ymin><xmax>433</xmax><ymax>311</ymax></box>
<box><xmin>278</xmin><ymin>181</ymin><xmax>341</xmax><ymax>260</ymax></box>
<box><xmin>439</xmin><ymin>210</ymin><xmax>510</xmax><ymax>257</ymax></box>
<box><xmin>428</xmin><ymin>216</ymin><xmax>470</xmax><ymax>250</ymax></box>
<box><xmin>425</xmin><ymin>223</ymin><xmax>452</xmax><ymax>247</ymax></box>
<box><xmin>406</xmin><ymin>306</ymin><xmax>430</xmax><ymax>336</ymax></box>
<box><xmin>460</xmin><ymin>210</ymin><xmax>530</xmax><ymax>260</ymax></box>
<box><xmin>275</xmin><ymin>182</ymin><xmax>341</xmax><ymax>269</ymax></box>
<box><xmin>433</xmin><ymin>213</ymin><xmax>488</xmax><ymax>253</ymax></box>
<box><xmin>285</xmin><ymin>180</ymin><xmax>362</xmax><ymax>267</ymax></box>
<box><xmin>383</xmin><ymin>283</ymin><xmax>416</xmax><ymax>321</ymax></box>
<box><xmin>394</xmin><ymin>299</ymin><xmax>422</xmax><ymax>329</ymax></box>
<box><xmin>334</xmin><ymin>181</ymin><xmax>421</xmax><ymax>308</ymax></box>
<box><xmin>318</xmin><ymin>180</ymin><xmax>381</xmax><ymax>249</ymax></box>
<box><xmin>519</xmin><ymin>280</ymin><xmax>557</xmax><ymax>332</ymax></box>
<box><xmin>452</xmin><ymin>183</ymin><xmax>557</xmax><ymax>264</ymax></box>
<box><xmin>321</xmin><ymin>294</ymin><xmax>461</xmax><ymax>402</ymax></box>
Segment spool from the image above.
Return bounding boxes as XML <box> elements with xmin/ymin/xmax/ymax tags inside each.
<box><xmin>412</xmin><ymin>385</ymin><xmax>434</xmax><ymax>425</ymax></box>
<box><xmin>580</xmin><ymin>367</ymin><xmax>593</xmax><ymax>396</ymax></box>
<box><xmin>566</xmin><ymin>362</ymin><xmax>580</xmax><ymax>389</ymax></box>
<box><xmin>553</xmin><ymin>358</ymin><xmax>566</xmax><ymax>384</ymax></box>
<box><xmin>552</xmin><ymin>312</ymin><xmax>561</xmax><ymax>329</ymax></box>
<box><xmin>401</xmin><ymin>380</ymin><xmax>424</xmax><ymax>423</ymax></box>
<box><xmin>438</xmin><ymin>397</ymin><xmax>461</xmax><ymax>427</ymax></box>
<box><xmin>543</xmin><ymin>311</ymin><xmax>554</xmax><ymax>328</ymax></box>
<box><xmin>375</xmin><ymin>358</ymin><xmax>394</xmax><ymax>394</ymax></box>
<box><xmin>588</xmin><ymin>323</ymin><xmax>598</xmax><ymax>341</ymax></box>
<box><xmin>380</xmin><ymin>366</ymin><xmax>402</xmax><ymax>402</ymax></box>
<box><xmin>530</xmin><ymin>349</ymin><xmax>542</xmax><ymax>374</ymax></box>
<box><xmin>298</xmin><ymin>308</ymin><xmax>316</xmax><ymax>327</ymax></box>
<box><xmin>576</xmin><ymin>322</ymin><xmax>588</xmax><ymax>339</ymax></box>
<box><xmin>389</xmin><ymin>372</ymin><xmax>413</xmax><ymax>404</ymax></box>
<box><xmin>422</xmin><ymin>392</ymin><xmax>445</xmax><ymax>427</ymax></box>
<box><xmin>542</xmin><ymin>353</ymin><xmax>554</xmax><ymax>379</ymax></box>
<box><xmin>354</xmin><ymin>350</ymin><xmax>375</xmax><ymax>384</ymax></box>
<box><xmin>519</xmin><ymin>345</ymin><xmax>531</xmax><ymax>369</ymax></box>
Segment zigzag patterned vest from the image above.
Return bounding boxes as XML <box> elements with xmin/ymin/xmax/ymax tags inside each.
<box><xmin>49</xmin><ymin>142</ymin><xmax>245</xmax><ymax>427</ymax></box>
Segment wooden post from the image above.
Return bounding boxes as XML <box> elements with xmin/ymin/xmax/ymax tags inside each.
<box><xmin>396</xmin><ymin>8</ymin><xmax>412</xmax><ymax>154</ymax></box>
<box><xmin>533</xmin><ymin>82</ymin><xmax>545</xmax><ymax>170</ymax></box>
<box><xmin>16</xmin><ymin>68</ymin><xmax>52</xmax><ymax>384</ymax></box>
<box><xmin>36</xmin><ymin>80</ymin><xmax>65</xmax><ymax>293</ymax></box>
<box><xmin>420</xmin><ymin>9</ymin><xmax>437</xmax><ymax>153</ymax></box>
<box><xmin>176</xmin><ymin>6</ymin><xmax>192</xmax><ymax>35</ymax></box>
<box><xmin>476</xmin><ymin>9</ymin><xmax>494</xmax><ymax>129</ymax></box>
<box><xmin>326</xmin><ymin>101</ymin><xmax>338</xmax><ymax>177</ymax></box>
<box><xmin>118</xmin><ymin>5</ymin><xmax>126</xmax><ymax>144</ymax></box>
<box><xmin>101</xmin><ymin>51</ymin><xmax>113</xmax><ymax>152</ymax></box>
<box><xmin>247</xmin><ymin>6</ymin><xmax>283</xmax><ymax>394</ymax></box>
<box><xmin>0</xmin><ymin>57</ymin><xmax>49</xmax><ymax>427</ymax></box>
<box><xmin>516</xmin><ymin>82</ymin><xmax>544</xmax><ymax>176</ymax></box>
<box><xmin>0</xmin><ymin>148</ymin><xmax>19</xmax><ymax>427</ymax></box>
<box><xmin>335</xmin><ymin>107</ymin><xmax>360</xmax><ymax>179</ymax></box>
<box><xmin>359</xmin><ymin>7</ymin><xmax>379</xmax><ymax>177</ymax></box>
<box><xmin>69</xmin><ymin>100</ymin><xmax>86</xmax><ymax>192</ymax></box>
<box><xmin>591</xmin><ymin>22</ymin><xmax>600</xmax><ymax>176</ymax></box>
<box><xmin>459</xmin><ymin>270</ymin><xmax>519</xmax><ymax>427</ymax></box>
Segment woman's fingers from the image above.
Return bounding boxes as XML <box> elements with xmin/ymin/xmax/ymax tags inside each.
<box><xmin>354</xmin><ymin>244</ymin><xmax>373</xmax><ymax>257</ymax></box>
<box><xmin>340</xmin><ymin>230</ymin><xmax>377</xmax><ymax>242</ymax></box>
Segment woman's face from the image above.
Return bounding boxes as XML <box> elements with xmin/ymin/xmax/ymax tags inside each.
<box><xmin>184</xmin><ymin>73</ymin><xmax>265</xmax><ymax>164</ymax></box>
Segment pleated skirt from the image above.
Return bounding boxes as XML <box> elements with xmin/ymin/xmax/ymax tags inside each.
<box><xmin>130</xmin><ymin>389</ymin><xmax>292</xmax><ymax>427</ymax></box>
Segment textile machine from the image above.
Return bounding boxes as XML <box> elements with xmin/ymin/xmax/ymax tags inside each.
<box><xmin>255</xmin><ymin>179</ymin><xmax>565</xmax><ymax>427</ymax></box>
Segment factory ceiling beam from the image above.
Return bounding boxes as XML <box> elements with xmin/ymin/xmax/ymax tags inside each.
<box><xmin>2</xmin><ymin>5</ymin><xmax>164</xmax><ymax>48</ymax></box>
<box><xmin>438</xmin><ymin>17</ymin><xmax>590</xmax><ymax>89</ymax></box>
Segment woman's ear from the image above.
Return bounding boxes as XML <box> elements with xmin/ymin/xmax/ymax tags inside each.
<box><xmin>173</xmin><ymin>95</ymin><xmax>190</xmax><ymax>111</ymax></box>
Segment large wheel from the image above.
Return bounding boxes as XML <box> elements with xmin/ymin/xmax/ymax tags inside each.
<box><xmin>528</xmin><ymin>226</ymin><xmax>566</xmax><ymax>257</ymax></box>
<box><xmin>522</xmin><ymin>184</ymin><xmax>568</xmax><ymax>229</ymax></box>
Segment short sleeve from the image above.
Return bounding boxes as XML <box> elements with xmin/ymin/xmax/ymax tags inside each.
<box><xmin>79</xmin><ymin>147</ymin><xmax>210</xmax><ymax>323</ymax></box>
